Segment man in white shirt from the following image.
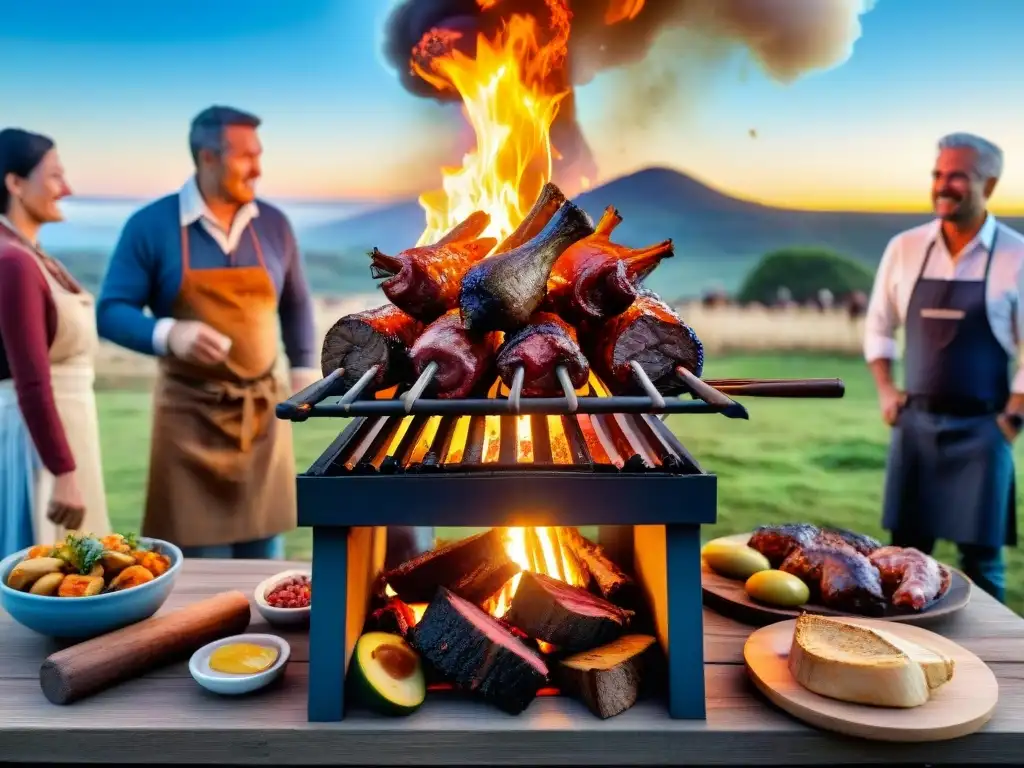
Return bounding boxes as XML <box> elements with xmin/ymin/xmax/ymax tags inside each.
<box><xmin>864</xmin><ymin>132</ymin><xmax>1024</xmax><ymax>603</ymax></box>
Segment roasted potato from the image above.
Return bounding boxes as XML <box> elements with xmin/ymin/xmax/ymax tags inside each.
<box><xmin>100</xmin><ymin>550</ymin><xmax>135</xmax><ymax>574</ymax></box>
<box><xmin>28</xmin><ymin>572</ymin><xmax>65</xmax><ymax>596</ymax></box>
<box><xmin>57</xmin><ymin>574</ymin><xmax>105</xmax><ymax>598</ymax></box>
<box><xmin>26</xmin><ymin>544</ymin><xmax>56</xmax><ymax>559</ymax></box>
<box><xmin>108</xmin><ymin>565</ymin><xmax>154</xmax><ymax>591</ymax></box>
<box><xmin>133</xmin><ymin>550</ymin><xmax>171</xmax><ymax>577</ymax></box>
<box><xmin>87</xmin><ymin>564</ymin><xmax>104</xmax><ymax>579</ymax></box>
<box><xmin>100</xmin><ymin>534</ymin><xmax>132</xmax><ymax>554</ymax></box>
<box><xmin>7</xmin><ymin>557</ymin><xmax>65</xmax><ymax>590</ymax></box>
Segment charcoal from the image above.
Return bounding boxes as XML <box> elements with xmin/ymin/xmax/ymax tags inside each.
<box><xmin>383</xmin><ymin>529</ymin><xmax>511</xmax><ymax>604</ymax></box>
<box><xmin>411</xmin><ymin>588</ymin><xmax>548</xmax><ymax>714</ymax></box>
<box><xmin>505</xmin><ymin>571</ymin><xmax>634</xmax><ymax>653</ymax></box>
<box><xmin>363</xmin><ymin>598</ymin><xmax>417</xmax><ymax>637</ymax></box>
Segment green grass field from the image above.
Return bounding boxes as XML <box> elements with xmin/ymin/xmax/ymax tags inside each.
<box><xmin>96</xmin><ymin>353</ymin><xmax>1024</xmax><ymax>614</ymax></box>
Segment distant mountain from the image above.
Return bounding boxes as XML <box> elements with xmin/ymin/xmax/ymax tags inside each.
<box><xmin>302</xmin><ymin>166</ymin><xmax>1024</xmax><ymax>298</ymax></box>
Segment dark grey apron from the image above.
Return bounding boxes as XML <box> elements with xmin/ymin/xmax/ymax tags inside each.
<box><xmin>882</xmin><ymin>230</ymin><xmax>1017</xmax><ymax>549</ymax></box>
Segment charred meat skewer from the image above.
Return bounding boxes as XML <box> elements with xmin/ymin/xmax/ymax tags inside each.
<box><xmin>545</xmin><ymin>206</ymin><xmax>674</xmax><ymax>324</ymax></box>
<box><xmin>409</xmin><ymin>310</ymin><xmax>501</xmax><ymax>399</ymax></box>
<box><xmin>370</xmin><ymin>211</ymin><xmax>497</xmax><ymax>323</ymax></box>
<box><xmin>320</xmin><ymin>304</ymin><xmax>423</xmax><ymax>391</ymax></box>
<box><xmin>496</xmin><ymin>312</ymin><xmax>589</xmax><ymax>397</ymax></box>
<box><xmin>585</xmin><ymin>288</ymin><xmax>704</xmax><ymax>396</ymax></box>
<box><xmin>459</xmin><ymin>200</ymin><xmax>594</xmax><ymax>332</ymax></box>
<box><xmin>491</xmin><ymin>182</ymin><xmax>567</xmax><ymax>255</ymax></box>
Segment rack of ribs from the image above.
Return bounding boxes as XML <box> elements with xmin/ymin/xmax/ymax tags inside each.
<box><xmin>747</xmin><ymin>523</ymin><xmax>881</xmax><ymax>567</ymax></box>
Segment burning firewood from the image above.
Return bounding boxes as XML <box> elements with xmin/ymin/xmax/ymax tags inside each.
<box><xmin>544</xmin><ymin>206</ymin><xmax>674</xmax><ymax>324</ymax></box>
<box><xmin>411</xmin><ymin>588</ymin><xmax>548</xmax><ymax>715</ymax></box>
<box><xmin>450</xmin><ymin>559</ymin><xmax>522</xmax><ymax>605</ymax></box>
<box><xmin>458</xmin><ymin>199</ymin><xmax>594</xmax><ymax>332</ymax></box>
<box><xmin>560</xmin><ymin>527</ymin><xmax>641</xmax><ymax>608</ymax></box>
<box><xmin>384</xmin><ymin>528</ymin><xmax>518</xmax><ymax>605</ymax></box>
<box><xmin>320</xmin><ymin>304</ymin><xmax>424</xmax><ymax>388</ymax></box>
<box><xmin>504</xmin><ymin>571</ymin><xmax>633</xmax><ymax>653</ymax></box>
<box><xmin>555</xmin><ymin>634</ymin><xmax>659</xmax><ymax>719</ymax></box>
<box><xmin>585</xmin><ymin>288</ymin><xmax>704</xmax><ymax>396</ymax></box>
<box><xmin>409</xmin><ymin>310</ymin><xmax>502</xmax><ymax>399</ymax></box>
<box><xmin>363</xmin><ymin>598</ymin><xmax>418</xmax><ymax>638</ymax></box>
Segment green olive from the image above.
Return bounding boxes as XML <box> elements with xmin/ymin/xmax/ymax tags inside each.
<box><xmin>745</xmin><ymin>569</ymin><xmax>811</xmax><ymax>607</ymax></box>
<box><xmin>702</xmin><ymin>542</ymin><xmax>771</xmax><ymax>580</ymax></box>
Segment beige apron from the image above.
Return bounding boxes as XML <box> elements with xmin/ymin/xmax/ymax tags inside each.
<box><xmin>0</xmin><ymin>226</ymin><xmax>109</xmax><ymax>543</ymax></box>
<box><xmin>140</xmin><ymin>221</ymin><xmax>296</xmax><ymax>547</ymax></box>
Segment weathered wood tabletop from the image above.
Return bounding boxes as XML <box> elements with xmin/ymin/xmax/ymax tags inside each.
<box><xmin>0</xmin><ymin>559</ymin><xmax>1022</xmax><ymax>765</ymax></box>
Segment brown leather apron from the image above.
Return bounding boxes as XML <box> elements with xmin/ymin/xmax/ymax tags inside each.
<box><xmin>141</xmin><ymin>222</ymin><xmax>296</xmax><ymax>547</ymax></box>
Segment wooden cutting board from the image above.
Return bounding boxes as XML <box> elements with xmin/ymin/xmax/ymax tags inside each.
<box><xmin>702</xmin><ymin>533</ymin><xmax>972</xmax><ymax>625</ymax></box>
<box><xmin>743</xmin><ymin>618</ymin><xmax>998</xmax><ymax>742</ymax></box>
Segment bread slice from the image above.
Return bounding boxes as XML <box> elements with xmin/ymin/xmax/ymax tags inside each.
<box><xmin>868</xmin><ymin>626</ymin><xmax>955</xmax><ymax>689</ymax></box>
<box><xmin>788</xmin><ymin>614</ymin><xmax>954</xmax><ymax>708</ymax></box>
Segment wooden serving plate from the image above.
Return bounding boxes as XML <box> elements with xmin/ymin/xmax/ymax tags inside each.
<box><xmin>701</xmin><ymin>533</ymin><xmax>972</xmax><ymax>626</ymax></box>
<box><xmin>743</xmin><ymin>618</ymin><xmax>998</xmax><ymax>742</ymax></box>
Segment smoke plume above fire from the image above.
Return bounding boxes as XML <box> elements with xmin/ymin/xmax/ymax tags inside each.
<box><xmin>383</xmin><ymin>0</ymin><xmax>877</xmax><ymax>192</ymax></box>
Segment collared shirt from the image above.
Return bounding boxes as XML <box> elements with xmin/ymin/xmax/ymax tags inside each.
<box><xmin>863</xmin><ymin>214</ymin><xmax>1024</xmax><ymax>393</ymax></box>
<box><xmin>177</xmin><ymin>176</ymin><xmax>260</xmax><ymax>255</ymax></box>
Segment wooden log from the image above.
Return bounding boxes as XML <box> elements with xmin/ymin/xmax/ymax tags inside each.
<box><xmin>556</xmin><ymin>634</ymin><xmax>659</xmax><ymax>719</ymax></box>
<box><xmin>411</xmin><ymin>588</ymin><xmax>548</xmax><ymax>714</ymax></box>
<box><xmin>450</xmin><ymin>560</ymin><xmax>520</xmax><ymax>605</ymax></box>
<box><xmin>383</xmin><ymin>528</ymin><xmax>513</xmax><ymax>604</ymax></box>
<box><xmin>39</xmin><ymin>591</ymin><xmax>252</xmax><ymax>705</ymax></box>
<box><xmin>561</xmin><ymin>527</ymin><xmax>641</xmax><ymax>608</ymax></box>
<box><xmin>505</xmin><ymin>571</ymin><xmax>634</xmax><ymax>653</ymax></box>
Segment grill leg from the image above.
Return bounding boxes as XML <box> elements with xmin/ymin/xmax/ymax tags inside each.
<box><xmin>666</xmin><ymin>523</ymin><xmax>706</xmax><ymax>718</ymax></box>
<box><xmin>308</xmin><ymin>525</ymin><xmax>349</xmax><ymax>722</ymax></box>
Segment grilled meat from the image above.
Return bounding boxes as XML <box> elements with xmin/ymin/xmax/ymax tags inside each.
<box><xmin>492</xmin><ymin>182</ymin><xmax>567</xmax><ymax>255</ymax></box>
<box><xmin>545</xmin><ymin>206</ymin><xmax>674</xmax><ymax>324</ymax></box>
<box><xmin>370</xmin><ymin>213</ymin><xmax>497</xmax><ymax>322</ymax></box>
<box><xmin>496</xmin><ymin>312</ymin><xmax>589</xmax><ymax>397</ymax></box>
<box><xmin>780</xmin><ymin>546</ymin><xmax>888</xmax><ymax>616</ymax></box>
<box><xmin>458</xmin><ymin>199</ymin><xmax>594</xmax><ymax>332</ymax></box>
<box><xmin>868</xmin><ymin>546</ymin><xmax>951</xmax><ymax>611</ymax></box>
<box><xmin>748</xmin><ymin>523</ymin><xmax>881</xmax><ymax>567</ymax></box>
<box><xmin>586</xmin><ymin>288</ymin><xmax>704</xmax><ymax>396</ymax></box>
<box><xmin>410</xmin><ymin>310</ymin><xmax>500</xmax><ymax>399</ymax></box>
<box><xmin>320</xmin><ymin>304</ymin><xmax>423</xmax><ymax>390</ymax></box>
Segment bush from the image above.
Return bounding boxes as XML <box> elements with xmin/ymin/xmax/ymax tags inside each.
<box><xmin>737</xmin><ymin>247</ymin><xmax>874</xmax><ymax>305</ymax></box>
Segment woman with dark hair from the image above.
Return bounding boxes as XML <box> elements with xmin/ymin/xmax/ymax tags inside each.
<box><xmin>0</xmin><ymin>128</ymin><xmax>110</xmax><ymax>557</ymax></box>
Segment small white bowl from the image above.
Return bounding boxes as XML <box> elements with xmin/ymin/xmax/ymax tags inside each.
<box><xmin>254</xmin><ymin>569</ymin><xmax>311</xmax><ymax>627</ymax></box>
<box><xmin>189</xmin><ymin>634</ymin><xmax>291</xmax><ymax>696</ymax></box>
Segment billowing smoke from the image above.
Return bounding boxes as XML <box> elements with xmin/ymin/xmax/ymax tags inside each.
<box><xmin>382</xmin><ymin>0</ymin><xmax>877</xmax><ymax>184</ymax></box>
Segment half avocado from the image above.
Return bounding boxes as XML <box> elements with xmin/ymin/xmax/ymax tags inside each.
<box><xmin>350</xmin><ymin>631</ymin><xmax>426</xmax><ymax>715</ymax></box>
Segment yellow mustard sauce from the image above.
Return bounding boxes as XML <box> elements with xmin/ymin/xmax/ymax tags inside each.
<box><xmin>208</xmin><ymin>643</ymin><xmax>279</xmax><ymax>675</ymax></box>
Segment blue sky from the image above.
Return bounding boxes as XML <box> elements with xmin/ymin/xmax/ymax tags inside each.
<box><xmin>2</xmin><ymin>0</ymin><xmax>1023</xmax><ymax>212</ymax></box>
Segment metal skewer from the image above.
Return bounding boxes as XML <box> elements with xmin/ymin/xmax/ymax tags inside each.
<box><xmin>676</xmin><ymin>366</ymin><xmax>749</xmax><ymax>420</ymax></box>
<box><xmin>338</xmin><ymin>365</ymin><xmax>380</xmax><ymax>411</ymax></box>
<box><xmin>508</xmin><ymin>366</ymin><xmax>525</xmax><ymax>414</ymax></box>
<box><xmin>402</xmin><ymin>361</ymin><xmax>438</xmax><ymax>414</ymax></box>
<box><xmin>555</xmin><ymin>365</ymin><xmax>578</xmax><ymax>413</ymax></box>
<box><xmin>277</xmin><ymin>367</ymin><xmax>345</xmax><ymax>420</ymax></box>
<box><xmin>629</xmin><ymin>361</ymin><xmax>666</xmax><ymax>411</ymax></box>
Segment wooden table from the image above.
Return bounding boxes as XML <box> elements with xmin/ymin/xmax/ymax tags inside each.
<box><xmin>0</xmin><ymin>559</ymin><xmax>1022</xmax><ymax>765</ymax></box>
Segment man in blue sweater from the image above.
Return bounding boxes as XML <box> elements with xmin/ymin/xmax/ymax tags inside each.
<box><xmin>97</xmin><ymin>106</ymin><xmax>318</xmax><ymax>558</ymax></box>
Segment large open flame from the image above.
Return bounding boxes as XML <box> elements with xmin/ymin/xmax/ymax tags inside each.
<box><xmin>400</xmin><ymin>0</ymin><xmax>643</xmax><ymax>614</ymax></box>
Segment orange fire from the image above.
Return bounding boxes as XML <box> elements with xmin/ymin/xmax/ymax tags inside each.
<box><xmin>412</xmin><ymin>1</ymin><xmax>571</xmax><ymax>246</ymax></box>
<box><xmin>398</xmin><ymin>0</ymin><xmax>643</xmax><ymax>615</ymax></box>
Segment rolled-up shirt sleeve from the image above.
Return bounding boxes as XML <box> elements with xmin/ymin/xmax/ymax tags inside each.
<box><xmin>1011</xmin><ymin>259</ymin><xmax>1024</xmax><ymax>394</ymax></box>
<box><xmin>863</xmin><ymin>236</ymin><xmax>902</xmax><ymax>362</ymax></box>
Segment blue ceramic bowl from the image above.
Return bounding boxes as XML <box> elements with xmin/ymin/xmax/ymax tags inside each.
<box><xmin>0</xmin><ymin>538</ymin><xmax>182</xmax><ymax>639</ymax></box>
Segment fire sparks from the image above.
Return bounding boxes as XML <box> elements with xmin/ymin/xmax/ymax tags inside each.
<box><xmin>412</xmin><ymin>1</ymin><xmax>571</xmax><ymax>246</ymax></box>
